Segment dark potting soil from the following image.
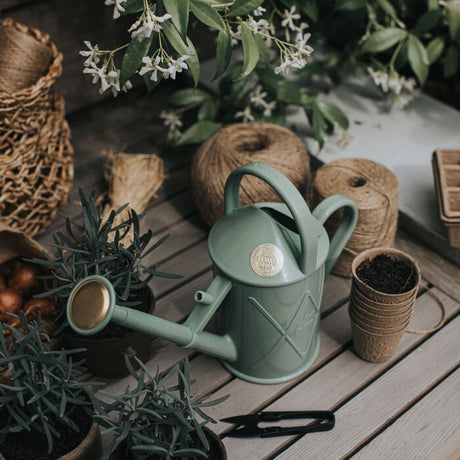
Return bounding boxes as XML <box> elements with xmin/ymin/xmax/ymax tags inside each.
<box><xmin>356</xmin><ymin>254</ymin><xmax>417</xmax><ymax>294</ymax></box>
<box><xmin>0</xmin><ymin>403</ymin><xmax>92</xmax><ymax>460</ymax></box>
<box><xmin>70</xmin><ymin>285</ymin><xmax>152</xmax><ymax>341</ymax></box>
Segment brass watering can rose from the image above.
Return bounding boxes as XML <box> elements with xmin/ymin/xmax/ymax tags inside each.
<box><xmin>67</xmin><ymin>162</ymin><xmax>358</xmax><ymax>384</ymax></box>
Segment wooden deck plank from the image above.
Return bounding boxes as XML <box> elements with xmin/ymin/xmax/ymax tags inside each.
<box><xmin>351</xmin><ymin>370</ymin><xmax>460</xmax><ymax>459</ymax></box>
<box><xmin>221</xmin><ymin>289</ymin><xmax>459</xmax><ymax>459</ymax></box>
<box><xmin>276</xmin><ymin>316</ymin><xmax>460</xmax><ymax>459</ymax></box>
<box><xmin>396</xmin><ymin>230</ymin><xmax>460</xmax><ymax>302</ymax></box>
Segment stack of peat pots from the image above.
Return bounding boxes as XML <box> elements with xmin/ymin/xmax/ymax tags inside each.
<box><xmin>350</xmin><ymin>247</ymin><xmax>421</xmax><ymax>362</ymax></box>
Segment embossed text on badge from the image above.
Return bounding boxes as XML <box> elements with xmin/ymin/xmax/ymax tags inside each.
<box><xmin>250</xmin><ymin>243</ymin><xmax>284</xmax><ymax>277</ymax></box>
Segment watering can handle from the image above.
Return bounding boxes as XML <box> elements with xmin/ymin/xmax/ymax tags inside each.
<box><xmin>312</xmin><ymin>194</ymin><xmax>358</xmax><ymax>276</ymax></box>
<box><xmin>224</xmin><ymin>162</ymin><xmax>317</xmax><ymax>274</ymax></box>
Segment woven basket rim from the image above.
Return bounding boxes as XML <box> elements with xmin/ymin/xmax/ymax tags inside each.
<box><xmin>0</xmin><ymin>18</ymin><xmax>62</xmax><ymax>101</ymax></box>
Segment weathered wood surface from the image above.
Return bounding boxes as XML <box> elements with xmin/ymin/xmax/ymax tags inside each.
<box><xmin>352</xmin><ymin>371</ymin><xmax>460</xmax><ymax>460</ymax></box>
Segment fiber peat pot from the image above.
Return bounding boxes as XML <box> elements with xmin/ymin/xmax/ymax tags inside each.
<box><xmin>109</xmin><ymin>427</ymin><xmax>227</xmax><ymax>460</ymax></box>
<box><xmin>64</xmin><ymin>286</ymin><xmax>155</xmax><ymax>378</ymax></box>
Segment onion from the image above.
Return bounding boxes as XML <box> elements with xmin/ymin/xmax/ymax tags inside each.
<box><xmin>24</xmin><ymin>298</ymin><xmax>57</xmax><ymax>321</ymax></box>
<box><xmin>0</xmin><ymin>289</ymin><xmax>22</xmax><ymax>320</ymax></box>
<box><xmin>0</xmin><ymin>274</ymin><xmax>6</xmax><ymax>291</ymax></box>
<box><xmin>9</xmin><ymin>261</ymin><xmax>38</xmax><ymax>292</ymax></box>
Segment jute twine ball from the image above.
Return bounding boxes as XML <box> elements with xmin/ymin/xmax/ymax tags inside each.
<box><xmin>0</xmin><ymin>19</ymin><xmax>73</xmax><ymax>237</ymax></box>
<box><xmin>192</xmin><ymin>122</ymin><xmax>310</xmax><ymax>226</ymax></box>
<box><xmin>312</xmin><ymin>158</ymin><xmax>398</xmax><ymax>277</ymax></box>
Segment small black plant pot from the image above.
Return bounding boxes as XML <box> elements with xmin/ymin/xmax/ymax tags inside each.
<box><xmin>64</xmin><ymin>286</ymin><xmax>155</xmax><ymax>378</ymax></box>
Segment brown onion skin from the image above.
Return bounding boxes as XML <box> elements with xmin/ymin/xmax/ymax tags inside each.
<box><xmin>0</xmin><ymin>274</ymin><xmax>6</xmax><ymax>291</ymax></box>
<box><xmin>0</xmin><ymin>289</ymin><xmax>23</xmax><ymax>320</ymax></box>
<box><xmin>23</xmin><ymin>298</ymin><xmax>57</xmax><ymax>321</ymax></box>
<box><xmin>8</xmin><ymin>261</ymin><xmax>38</xmax><ymax>293</ymax></box>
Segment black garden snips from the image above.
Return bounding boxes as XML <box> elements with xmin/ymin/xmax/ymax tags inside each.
<box><xmin>221</xmin><ymin>410</ymin><xmax>335</xmax><ymax>438</ymax></box>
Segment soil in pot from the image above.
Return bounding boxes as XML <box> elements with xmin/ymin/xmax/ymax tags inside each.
<box><xmin>64</xmin><ymin>286</ymin><xmax>155</xmax><ymax>378</ymax></box>
<box><xmin>0</xmin><ymin>404</ymin><xmax>92</xmax><ymax>460</ymax></box>
<box><xmin>356</xmin><ymin>254</ymin><xmax>418</xmax><ymax>294</ymax></box>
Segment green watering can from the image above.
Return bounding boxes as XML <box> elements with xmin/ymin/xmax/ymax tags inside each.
<box><xmin>67</xmin><ymin>162</ymin><xmax>357</xmax><ymax>384</ymax></box>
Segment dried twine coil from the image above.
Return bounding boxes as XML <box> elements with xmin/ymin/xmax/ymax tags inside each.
<box><xmin>102</xmin><ymin>152</ymin><xmax>165</xmax><ymax>242</ymax></box>
<box><xmin>192</xmin><ymin>122</ymin><xmax>310</xmax><ymax>226</ymax></box>
<box><xmin>0</xmin><ymin>20</ymin><xmax>54</xmax><ymax>93</ymax></box>
<box><xmin>312</xmin><ymin>158</ymin><xmax>398</xmax><ymax>277</ymax></box>
<box><xmin>0</xmin><ymin>19</ymin><xmax>73</xmax><ymax>237</ymax></box>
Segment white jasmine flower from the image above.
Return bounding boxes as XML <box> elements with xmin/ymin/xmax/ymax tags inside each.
<box><xmin>79</xmin><ymin>41</ymin><xmax>100</xmax><ymax>66</ymax></box>
<box><xmin>274</xmin><ymin>59</ymin><xmax>292</xmax><ymax>75</ymax></box>
<box><xmin>160</xmin><ymin>110</ymin><xmax>183</xmax><ymax>141</ymax></box>
<box><xmin>281</xmin><ymin>6</ymin><xmax>301</xmax><ymax>31</ymax></box>
<box><xmin>230</xmin><ymin>26</ymin><xmax>241</xmax><ymax>47</ymax></box>
<box><xmin>122</xmin><ymin>80</ymin><xmax>133</xmax><ymax>92</ymax></box>
<box><xmin>253</xmin><ymin>6</ymin><xmax>266</xmax><ymax>16</ymax></box>
<box><xmin>247</xmin><ymin>17</ymin><xmax>271</xmax><ymax>35</ymax></box>
<box><xmin>105</xmin><ymin>0</ymin><xmax>125</xmax><ymax>19</ymax></box>
<box><xmin>163</xmin><ymin>55</ymin><xmax>189</xmax><ymax>80</ymax></box>
<box><xmin>106</xmin><ymin>69</ymin><xmax>121</xmax><ymax>96</ymax></box>
<box><xmin>249</xmin><ymin>85</ymin><xmax>268</xmax><ymax>107</ymax></box>
<box><xmin>295</xmin><ymin>32</ymin><xmax>314</xmax><ymax>56</ymax></box>
<box><xmin>139</xmin><ymin>55</ymin><xmax>165</xmax><ymax>82</ymax></box>
<box><xmin>83</xmin><ymin>62</ymin><xmax>107</xmax><ymax>86</ymax></box>
<box><xmin>128</xmin><ymin>8</ymin><xmax>172</xmax><ymax>38</ymax></box>
<box><xmin>262</xmin><ymin>100</ymin><xmax>276</xmax><ymax>117</ymax></box>
<box><xmin>235</xmin><ymin>106</ymin><xmax>255</xmax><ymax>123</ymax></box>
<box><xmin>368</xmin><ymin>67</ymin><xmax>390</xmax><ymax>92</ymax></box>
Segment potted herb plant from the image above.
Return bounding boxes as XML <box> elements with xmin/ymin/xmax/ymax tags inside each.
<box><xmin>0</xmin><ymin>314</ymin><xmax>102</xmax><ymax>460</ymax></box>
<box><xmin>31</xmin><ymin>189</ymin><xmax>177</xmax><ymax>378</ymax></box>
<box><xmin>92</xmin><ymin>357</ymin><xmax>227</xmax><ymax>460</ymax></box>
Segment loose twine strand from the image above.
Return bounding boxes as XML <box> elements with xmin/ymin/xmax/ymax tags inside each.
<box><xmin>406</xmin><ymin>282</ymin><xmax>446</xmax><ymax>334</ymax></box>
<box><xmin>192</xmin><ymin>123</ymin><xmax>311</xmax><ymax>226</ymax></box>
<box><xmin>312</xmin><ymin>158</ymin><xmax>399</xmax><ymax>276</ymax></box>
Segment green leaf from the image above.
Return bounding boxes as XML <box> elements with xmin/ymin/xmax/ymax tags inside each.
<box><xmin>427</xmin><ymin>0</ymin><xmax>440</xmax><ymax>10</ymax></box>
<box><xmin>198</xmin><ymin>98</ymin><xmax>219</xmax><ymax>120</ymax></box>
<box><xmin>190</xmin><ymin>0</ymin><xmax>227</xmax><ymax>32</ymax></box>
<box><xmin>120</xmin><ymin>35</ymin><xmax>153</xmax><ymax>86</ymax></box>
<box><xmin>311</xmin><ymin>105</ymin><xmax>326</xmax><ymax>149</ymax></box>
<box><xmin>375</xmin><ymin>0</ymin><xmax>397</xmax><ymax>19</ymax></box>
<box><xmin>318</xmin><ymin>102</ymin><xmax>349</xmax><ymax>130</ymax></box>
<box><xmin>163</xmin><ymin>0</ymin><xmax>189</xmax><ymax>40</ymax></box>
<box><xmin>362</xmin><ymin>28</ymin><xmax>408</xmax><ymax>53</ymax></box>
<box><xmin>300</xmin><ymin>2</ymin><xmax>318</xmax><ymax>22</ymax></box>
<box><xmin>161</xmin><ymin>21</ymin><xmax>200</xmax><ymax>86</ymax></box>
<box><xmin>236</xmin><ymin>22</ymin><xmax>260</xmax><ymax>80</ymax></box>
<box><xmin>407</xmin><ymin>34</ymin><xmax>429</xmax><ymax>85</ymax></box>
<box><xmin>335</xmin><ymin>0</ymin><xmax>366</xmax><ymax>11</ymax></box>
<box><xmin>448</xmin><ymin>4</ymin><xmax>460</xmax><ymax>44</ymax></box>
<box><xmin>426</xmin><ymin>37</ymin><xmax>445</xmax><ymax>64</ymax></box>
<box><xmin>415</xmin><ymin>10</ymin><xmax>442</xmax><ymax>33</ymax></box>
<box><xmin>120</xmin><ymin>0</ymin><xmax>144</xmax><ymax>15</ymax></box>
<box><xmin>225</xmin><ymin>0</ymin><xmax>264</xmax><ymax>17</ymax></box>
<box><xmin>254</xmin><ymin>33</ymin><xmax>270</xmax><ymax>63</ymax></box>
<box><xmin>443</xmin><ymin>45</ymin><xmax>459</xmax><ymax>78</ymax></box>
<box><xmin>214</xmin><ymin>28</ymin><xmax>232</xmax><ymax>78</ymax></box>
<box><xmin>175</xmin><ymin>121</ymin><xmax>222</xmax><ymax>145</ymax></box>
<box><xmin>394</xmin><ymin>39</ymin><xmax>409</xmax><ymax>69</ymax></box>
<box><xmin>168</xmin><ymin>88</ymin><xmax>210</xmax><ymax>107</ymax></box>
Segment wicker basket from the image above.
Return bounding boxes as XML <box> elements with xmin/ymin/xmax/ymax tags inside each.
<box><xmin>0</xmin><ymin>18</ymin><xmax>73</xmax><ymax>237</ymax></box>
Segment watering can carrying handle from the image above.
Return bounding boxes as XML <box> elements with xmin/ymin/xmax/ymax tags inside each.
<box><xmin>312</xmin><ymin>195</ymin><xmax>358</xmax><ymax>276</ymax></box>
<box><xmin>224</xmin><ymin>162</ymin><xmax>318</xmax><ymax>274</ymax></box>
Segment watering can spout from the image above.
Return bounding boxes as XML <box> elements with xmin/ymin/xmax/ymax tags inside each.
<box><xmin>66</xmin><ymin>275</ymin><xmax>237</xmax><ymax>363</ymax></box>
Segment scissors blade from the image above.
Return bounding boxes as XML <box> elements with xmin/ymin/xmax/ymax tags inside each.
<box><xmin>221</xmin><ymin>415</ymin><xmax>257</xmax><ymax>425</ymax></box>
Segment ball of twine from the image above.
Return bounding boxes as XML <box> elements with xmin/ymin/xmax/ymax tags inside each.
<box><xmin>192</xmin><ymin>122</ymin><xmax>310</xmax><ymax>226</ymax></box>
<box><xmin>312</xmin><ymin>158</ymin><xmax>398</xmax><ymax>277</ymax></box>
<box><xmin>0</xmin><ymin>20</ymin><xmax>54</xmax><ymax>93</ymax></box>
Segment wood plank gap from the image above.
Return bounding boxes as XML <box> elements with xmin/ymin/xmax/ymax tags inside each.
<box><xmin>346</xmin><ymin>364</ymin><xmax>460</xmax><ymax>459</ymax></box>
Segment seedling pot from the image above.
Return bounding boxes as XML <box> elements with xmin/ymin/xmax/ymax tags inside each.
<box><xmin>350</xmin><ymin>320</ymin><xmax>406</xmax><ymax>363</ymax></box>
<box><xmin>349</xmin><ymin>300</ymin><xmax>413</xmax><ymax>329</ymax></box>
<box><xmin>351</xmin><ymin>247</ymin><xmax>420</xmax><ymax>304</ymax></box>
<box><xmin>349</xmin><ymin>306</ymin><xmax>410</xmax><ymax>335</ymax></box>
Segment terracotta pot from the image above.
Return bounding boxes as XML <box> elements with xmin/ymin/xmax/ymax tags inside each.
<box><xmin>351</xmin><ymin>247</ymin><xmax>421</xmax><ymax>304</ymax></box>
<box><xmin>0</xmin><ymin>421</ymin><xmax>102</xmax><ymax>460</ymax></box>
<box><xmin>108</xmin><ymin>426</ymin><xmax>226</xmax><ymax>460</ymax></box>
<box><xmin>64</xmin><ymin>286</ymin><xmax>155</xmax><ymax>378</ymax></box>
